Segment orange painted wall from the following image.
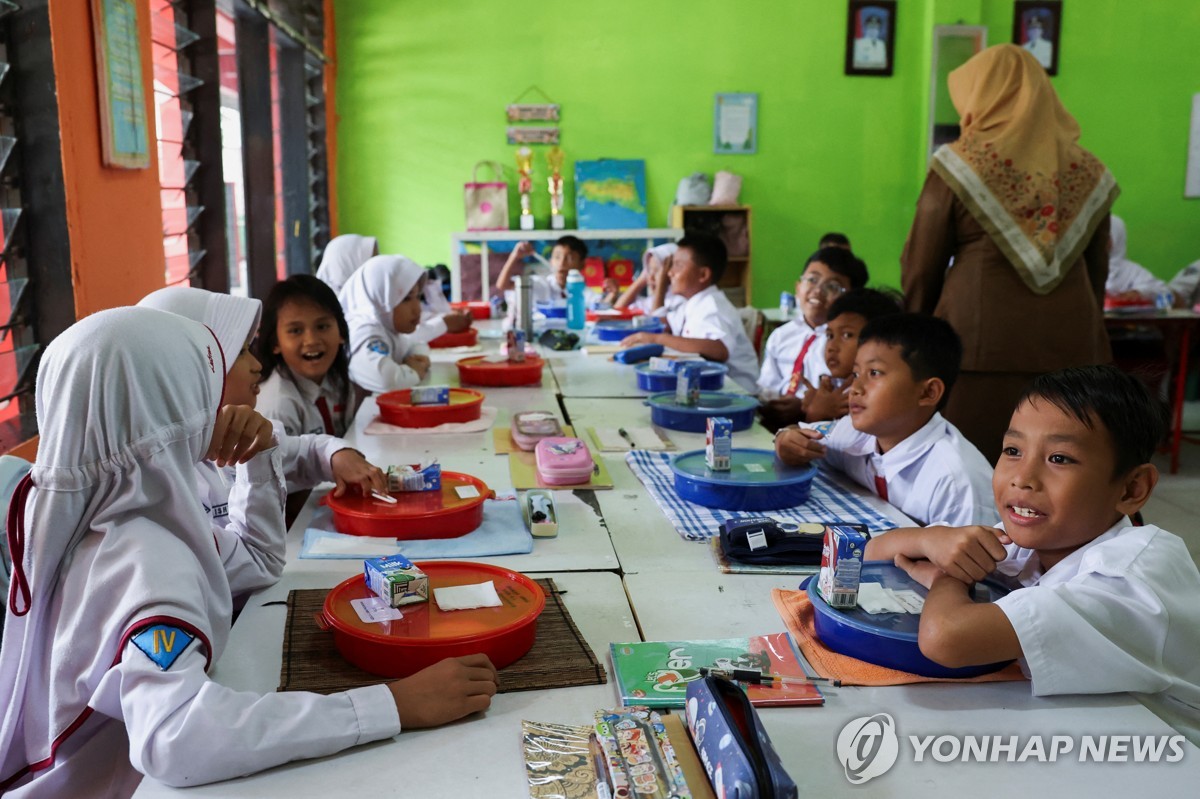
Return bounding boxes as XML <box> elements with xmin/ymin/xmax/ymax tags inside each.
<box><xmin>49</xmin><ymin>1</ymin><xmax>167</xmax><ymax>318</ymax></box>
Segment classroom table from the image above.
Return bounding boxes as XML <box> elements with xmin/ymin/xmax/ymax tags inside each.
<box><xmin>127</xmin><ymin>328</ymin><xmax>1200</xmax><ymax>797</ymax></box>
<box><xmin>542</xmin><ymin>346</ymin><xmax>749</xmax><ymax>399</ymax></box>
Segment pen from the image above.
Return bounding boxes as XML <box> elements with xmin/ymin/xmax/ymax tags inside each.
<box><xmin>617</xmin><ymin>427</ymin><xmax>636</xmax><ymax>448</ymax></box>
<box><xmin>370</xmin><ymin>490</ymin><xmax>398</xmax><ymax>505</ymax></box>
<box><xmin>700</xmin><ymin>666</ymin><xmax>841</xmax><ymax>688</ymax></box>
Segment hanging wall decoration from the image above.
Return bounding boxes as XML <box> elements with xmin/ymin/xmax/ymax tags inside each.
<box><xmin>506</xmin><ymin>85</ymin><xmax>561</xmax><ymax>144</ymax></box>
<box><xmin>845</xmin><ymin>1</ymin><xmax>897</xmax><ymax>77</ymax></box>
<box><xmin>1012</xmin><ymin>1</ymin><xmax>1062</xmax><ymax>75</ymax></box>
<box><xmin>91</xmin><ymin>0</ymin><xmax>151</xmax><ymax>168</ymax></box>
<box><xmin>507</xmin><ymin>127</ymin><xmax>561</xmax><ymax>145</ymax></box>
<box><xmin>714</xmin><ymin>93</ymin><xmax>758</xmax><ymax>154</ymax></box>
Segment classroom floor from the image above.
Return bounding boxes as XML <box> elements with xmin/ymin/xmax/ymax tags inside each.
<box><xmin>1144</xmin><ymin>399</ymin><xmax>1200</xmax><ymax>566</ymax></box>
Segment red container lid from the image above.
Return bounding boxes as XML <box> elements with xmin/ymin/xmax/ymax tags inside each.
<box><xmin>428</xmin><ymin>327</ymin><xmax>479</xmax><ymax>348</ymax></box>
<box><xmin>457</xmin><ymin>355</ymin><xmax>544</xmax><ymax>387</ymax></box>
<box><xmin>325</xmin><ymin>471</ymin><xmax>492</xmax><ymax>534</ymax></box>
<box><xmin>586</xmin><ymin>307</ymin><xmax>644</xmax><ymax>322</ymax></box>
<box><xmin>376</xmin><ymin>388</ymin><xmax>484</xmax><ymax>427</ymax></box>
<box><xmin>322</xmin><ymin>562</ymin><xmax>546</xmax><ymax>648</ymax></box>
<box><xmin>450</xmin><ymin>301</ymin><xmax>492</xmax><ymax>320</ymax></box>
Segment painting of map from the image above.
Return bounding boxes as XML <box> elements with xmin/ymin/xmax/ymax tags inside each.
<box><xmin>574</xmin><ymin>159</ymin><xmax>648</xmax><ymax>229</ymax></box>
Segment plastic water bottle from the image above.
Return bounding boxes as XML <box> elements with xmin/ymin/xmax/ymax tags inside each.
<box><xmin>566</xmin><ymin>269</ymin><xmax>586</xmax><ymax>331</ymax></box>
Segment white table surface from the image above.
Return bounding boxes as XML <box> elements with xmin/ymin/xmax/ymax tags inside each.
<box><xmin>133</xmin><ymin>571</ymin><xmax>639</xmax><ymax>798</ymax></box>
<box><xmin>625</xmin><ymin>570</ymin><xmax>1200</xmax><ymax>794</ymax></box>
<box><xmin>543</xmin><ymin>346</ymin><xmax>750</xmax><ymax>399</ymax></box>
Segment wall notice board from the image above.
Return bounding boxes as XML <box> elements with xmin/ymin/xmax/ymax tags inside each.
<box><xmin>91</xmin><ymin>0</ymin><xmax>150</xmax><ymax>169</ymax></box>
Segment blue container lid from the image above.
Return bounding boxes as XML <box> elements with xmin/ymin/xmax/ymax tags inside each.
<box><xmin>646</xmin><ymin>391</ymin><xmax>757</xmax><ymax>415</ymax></box>
<box><xmin>808</xmin><ymin>562</ymin><xmax>1011</xmax><ymax>640</ymax></box>
<box><xmin>595</xmin><ymin>318</ymin><xmax>664</xmax><ymax>333</ymax></box>
<box><xmin>671</xmin><ymin>448</ymin><xmax>817</xmax><ymax>488</ymax></box>
<box><xmin>635</xmin><ymin>362</ymin><xmax>726</xmax><ymax>378</ymax></box>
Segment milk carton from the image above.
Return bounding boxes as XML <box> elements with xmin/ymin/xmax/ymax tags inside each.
<box><xmin>364</xmin><ymin>555</ymin><xmax>429</xmax><ymax>607</ymax></box>
<box><xmin>816</xmin><ymin>525</ymin><xmax>868</xmax><ymax>609</ymax></box>
<box><xmin>409</xmin><ymin>385</ymin><xmax>450</xmax><ymax>405</ymax></box>
<box><xmin>706</xmin><ymin>416</ymin><xmax>732</xmax><ymax>471</ymax></box>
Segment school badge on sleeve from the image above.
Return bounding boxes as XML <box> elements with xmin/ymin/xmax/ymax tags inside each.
<box><xmin>132</xmin><ymin>624</ymin><xmax>196</xmax><ymax>671</ymax></box>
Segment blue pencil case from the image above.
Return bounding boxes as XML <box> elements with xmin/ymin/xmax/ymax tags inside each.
<box><xmin>613</xmin><ymin>343</ymin><xmax>664</xmax><ymax>364</ymax></box>
<box><xmin>686</xmin><ymin>675</ymin><xmax>797</xmax><ymax>799</ymax></box>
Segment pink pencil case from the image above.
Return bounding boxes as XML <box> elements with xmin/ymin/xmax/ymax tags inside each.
<box><xmin>511</xmin><ymin>411</ymin><xmax>565</xmax><ymax>451</ymax></box>
<box><xmin>535</xmin><ymin>437</ymin><xmax>595</xmax><ymax>485</ymax></box>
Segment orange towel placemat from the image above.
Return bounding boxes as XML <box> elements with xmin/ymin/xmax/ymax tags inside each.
<box><xmin>771</xmin><ymin>589</ymin><xmax>1028</xmax><ymax>686</ymax></box>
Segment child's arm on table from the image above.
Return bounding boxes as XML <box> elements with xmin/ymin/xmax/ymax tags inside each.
<box><xmin>618</xmin><ymin>331</ymin><xmax>729</xmax><ymax>362</ymax></box>
<box><xmin>864</xmin><ymin>524</ymin><xmax>1012</xmax><ymax>584</ymax></box>
<box><xmin>774</xmin><ymin>426</ymin><xmax>827</xmax><ymax>465</ymax></box>
<box><xmin>896</xmin><ymin>555</ymin><xmax>1023</xmax><ymax>668</ymax></box>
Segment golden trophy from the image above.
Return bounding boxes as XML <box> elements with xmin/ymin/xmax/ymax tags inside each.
<box><xmin>546</xmin><ymin>146</ymin><xmax>565</xmax><ymax>230</ymax></box>
<box><xmin>515</xmin><ymin>146</ymin><xmax>535</xmax><ymax>231</ymax></box>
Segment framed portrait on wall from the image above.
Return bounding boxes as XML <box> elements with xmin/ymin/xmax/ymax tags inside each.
<box><xmin>1013</xmin><ymin>1</ymin><xmax>1062</xmax><ymax>75</ymax></box>
<box><xmin>845</xmin><ymin>1</ymin><xmax>897</xmax><ymax>77</ymax></box>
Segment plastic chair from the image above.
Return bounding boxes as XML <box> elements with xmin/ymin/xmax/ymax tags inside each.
<box><xmin>738</xmin><ymin>307</ymin><xmax>765</xmax><ymax>355</ymax></box>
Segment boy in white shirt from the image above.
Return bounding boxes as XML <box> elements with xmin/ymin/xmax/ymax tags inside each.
<box><xmin>618</xmin><ymin>233</ymin><xmax>760</xmax><ymax>392</ymax></box>
<box><xmin>495</xmin><ymin>235</ymin><xmax>588</xmax><ymax>304</ymax></box>
<box><xmin>758</xmin><ymin>247</ymin><xmax>869</xmax><ymax>426</ymax></box>
<box><xmin>776</xmin><ymin>313</ymin><xmax>995</xmax><ymax>526</ymax></box>
<box><xmin>867</xmin><ymin>365</ymin><xmax>1200</xmax><ymax>744</ymax></box>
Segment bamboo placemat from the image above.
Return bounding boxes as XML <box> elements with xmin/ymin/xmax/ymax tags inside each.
<box><xmin>278</xmin><ymin>579</ymin><xmax>606</xmax><ymax>694</ymax></box>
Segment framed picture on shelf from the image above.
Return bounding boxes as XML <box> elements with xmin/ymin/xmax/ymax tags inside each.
<box><xmin>1013</xmin><ymin>1</ymin><xmax>1061</xmax><ymax>75</ymax></box>
<box><xmin>845</xmin><ymin>1</ymin><xmax>897</xmax><ymax>77</ymax></box>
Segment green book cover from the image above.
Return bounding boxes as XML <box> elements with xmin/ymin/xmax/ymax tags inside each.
<box><xmin>608</xmin><ymin>632</ymin><xmax>823</xmax><ymax>708</ymax></box>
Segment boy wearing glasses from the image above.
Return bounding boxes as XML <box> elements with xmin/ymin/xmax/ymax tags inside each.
<box><xmin>619</xmin><ymin>233</ymin><xmax>760</xmax><ymax>392</ymax></box>
<box><xmin>758</xmin><ymin>248</ymin><xmax>869</xmax><ymax>427</ymax></box>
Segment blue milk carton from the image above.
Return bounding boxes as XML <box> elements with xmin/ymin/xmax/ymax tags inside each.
<box><xmin>706</xmin><ymin>416</ymin><xmax>732</xmax><ymax>471</ymax></box>
<box><xmin>675</xmin><ymin>362</ymin><xmax>703</xmax><ymax>407</ymax></box>
<box><xmin>816</xmin><ymin>525</ymin><xmax>868</xmax><ymax>609</ymax></box>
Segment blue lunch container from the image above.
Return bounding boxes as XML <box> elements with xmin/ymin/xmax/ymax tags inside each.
<box><xmin>670</xmin><ymin>448</ymin><xmax>817</xmax><ymax>511</ymax></box>
<box><xmin>645</xmin><ymin>391</ymin><xmax>757</xmax><ymax>433</ymax></box>
<box><xmin>536</xmin><ymin>302</ymin><xmax>567</xmax><ymax>319</ymax></box>
<box><xmin>634</xmin><ymin>362</ymin><xmax>727</xmax><ymax>392</ymax></box>
<box><xmin>593</xmin><ymin>317</ymin><xmax>665</xmax><ymax>342</ymax></box>
<box><xmin>806</xmin><ymin>562</ymin><xmax>1014</xmax><ymax>678</ymax></box>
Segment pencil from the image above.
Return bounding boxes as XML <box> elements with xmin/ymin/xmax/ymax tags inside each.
<box><xmin>700</xmin><ymin>666</ymin><xmax>841</xmax><ymax>688</ymax></box>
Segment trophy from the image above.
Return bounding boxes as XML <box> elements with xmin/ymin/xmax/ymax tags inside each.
<box><xmin>515</xmin><ymin>146</ymin><xmax>535</xmax><ymax>231</ymax></box>
<box><xmin>546</xmin><ymin>146</ymin><xmax>565</xmax><ymax>230</ymax></box>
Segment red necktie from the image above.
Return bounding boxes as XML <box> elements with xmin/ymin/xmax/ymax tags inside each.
<box><xmin>784</xmin><ymin>334</ymin><xmax>817</xmax><ymax>396</ymax></box>
<box><xmin>873</xmin><ymin>474</ymin><xmax>889</xmax><ymax>502</ymax></box>
<box><xmin>315</xmin><ymin>396</ymin><xmax>335</xmax><ymax>436</ymax></box>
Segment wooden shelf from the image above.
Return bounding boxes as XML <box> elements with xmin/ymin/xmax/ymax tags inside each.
<box><xmin>669</xmin><ymin>205</ymin><xmax>752</xmax><ymax>306</ymax></box>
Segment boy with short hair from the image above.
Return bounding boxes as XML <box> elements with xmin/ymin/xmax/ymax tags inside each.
<box><xmin>758</xmin><ymin>248</ymin><xmax>869</xmax><ymax>423</ymax></box>
<box><xmin>495</xmin><ymin>235</ymin><xmax>588</xmax><ymax>303</ymax></box>
<box><xmin>867</xmin><ymin>365</ymin><xmax>1200</xmax><ymax>744</ymax></box>
<box><xmin>819</xmin><ymin>232</ymin><xmax>852</xmax><ymax>250</ymax></box>
<box><xmin>791</xmin><ymin>288</ymin><xmax>902</xmax><ymax>425</ymax></box>
<box><xmin>776</xmin><ymin>313</ymin><xmax>995</xmax><ymax>527</ymax></box>
<box><xmin>619</xmin><ymin>233</ymin><xmax>759</xmax><ymax>393</ymax></box>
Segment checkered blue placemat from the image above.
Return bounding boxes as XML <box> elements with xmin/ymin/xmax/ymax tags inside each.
<box><xmin>625</xmin><ymin>450</ymin><xmax>898</xmax><ymax>541</ymax></box>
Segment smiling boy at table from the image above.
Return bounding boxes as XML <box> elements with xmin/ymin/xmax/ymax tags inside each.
<box><xmin>619</xmin><ymin>233</ymin><xmax>760</xmax><ymax>393</ymax></box>
<box><xmin>775</xmin><ymin>313</ymin><xmax>995</xmax><ymax>527</ymax></box>
<box><xmin>866</xmin><ymin>365</ymin><xmax>1200</xmax><ymax>744</ymax></box>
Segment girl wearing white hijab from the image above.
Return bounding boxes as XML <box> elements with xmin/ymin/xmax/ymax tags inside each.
<box><xmin>1105</xmin><ymin>216</ymin><xmax>1171</xmax><ymax>301</ymax></box>
<box><xmin>615</xmin><ymin>242</ymin><xmax>678</xmax><ymax>314</ymax></box>
<box><xmin>340</xmin><ymin>255</ymin><xmax>431</xmax><ymax>393</ymax></box>
<box><xmin>138</xmin><ymin>288</ymin><xmax>386</xmax><ymax>563</ymax></box>
<box><xmin>315</xmin><ymin>233</ymin><xmax>378</xmax><ymax>294</ymax></box>
<box><xmin>0</xmin><ymin>307</ymin><xmax>498</xmax><ymax>796</ymax></box>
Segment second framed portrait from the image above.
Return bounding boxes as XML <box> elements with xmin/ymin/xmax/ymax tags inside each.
<box><xmin>845</xmin><ymin>2</ymin><xmax>897</xmax><ymax>77</ymax></box>
<box><xmin>1013</xmin><ymin>1</ymin><xmax>1062</xmax><ymax>75</ymax></box>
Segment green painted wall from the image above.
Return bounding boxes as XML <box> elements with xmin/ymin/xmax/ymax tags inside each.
<box><xmin>334</xmin><ymin>0</ymin><xmax>1199</xmax><ymax>305</ymax></box>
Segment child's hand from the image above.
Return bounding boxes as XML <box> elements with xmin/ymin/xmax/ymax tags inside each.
<box><xmin>513</xmin><ymin>241</ymin><xmax>534</xmax><ymax>260</ymax></box>
<box><xmin>207</xmin><ymin>405</ymin><xmax>276</xmax><ymax>467</ymax></box>
<box><xmin>802</xmin><ymin>376</ymin><xmax>850</xmax><ymax>422</ymax></box>
<box><xmin>919</xmin><ymin>525</ymin><xmax>1013</xmax><ymax>584</ymax></box>
<box><xmin>388</xmin><ymin>654</ymin><xmax>498</xmax><ymax>729</ymax></box>
<box><xmin>895</xmin><ymin>554</ymin><xmax>945</xmax><ymax>590</ymax></box>
<box><xmin>774</xmin><ymin>426</ymin><xmax>826</xmax><ymax>465</ymax></box>
<box><xmin>330</xmin><ymin>449</ymin><xmax>387</xmax><ymax>497</ymax></box>
<box><xmin>759</xmin><ymin>396</ymin><xmax>806</xmax><ymax>431</ymax></box>
<box><xmin>620</xmin><ymin>332</ymin><xmax>661</xmax><ymax>348</ymax></box>
<box><xmin>403</xmin><ymin>354</ymin><xmax>431</xmax><ymax>379</ymax></box>
<box><xmin>442</xmin><ymin>312</ymin><xmax>472</xmax><ymax>333</ymax></box>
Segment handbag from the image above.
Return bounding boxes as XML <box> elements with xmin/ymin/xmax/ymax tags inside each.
<box><xmin>685</xmin><ymin>675</ymin><xmax>798</xmax><ymax>799</ymax></box>
<box><xmin>464</xmin><ymin>161</ymin><xmax>509</xmax><ymax>231</ymax></box>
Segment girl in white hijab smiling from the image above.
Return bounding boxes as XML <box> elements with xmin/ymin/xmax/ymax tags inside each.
<box><xmin>315</xmin><ymin>233</ymin><xmax>378</xmax><ymax>294</ymax></box>
<box><xmin>138</xmin><ymin>288</ymin><xmax>386</xmax><ymax>593</ymax></box>
<box><xmin>340</xmin><ymin>255</ymin><xmax>432</xmax><ymax>393</ymax></box>
<box><xmin>0</xmin><ymin>307</ymin><xmax>498</xmax><ymax>797</ymax></box>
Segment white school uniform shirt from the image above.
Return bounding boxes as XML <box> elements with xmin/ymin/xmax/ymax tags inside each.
<box><xmin>341</xmin><ymin>255</ymin><xmax>431</xmax><ymax>394</ymax></box>
<box><xmin>0</xmin><ymin>308</ymin><xmax>403</xmax><ymax>797</ymax></box>
<box><xmin>1106</xmin><ymin>216</ymin><xmax>1171</xmax><ymax>299</ymax></box>
<box><xmin>818</xmin><ymin>412</ymin><xmax>997</xmax><ymax>527</ymax></box>
<box><xmin>257</xmin><ymin>369</ymin><xmax>356</xmax><ymax>438</ymax></box>
<box><xmin>992</xmin><ymin>520</ymin><xmax>1200</xmax><ymax>745</ymax></box>
<box><xmin>757</xmin><ymin>317</ymin><xmax>829</xmax><ymax>399</ymax></box>
<box><xmin>665</xmin><ymin>286</ymin><xmax>759</xmax><ymax>393</ymax></box>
